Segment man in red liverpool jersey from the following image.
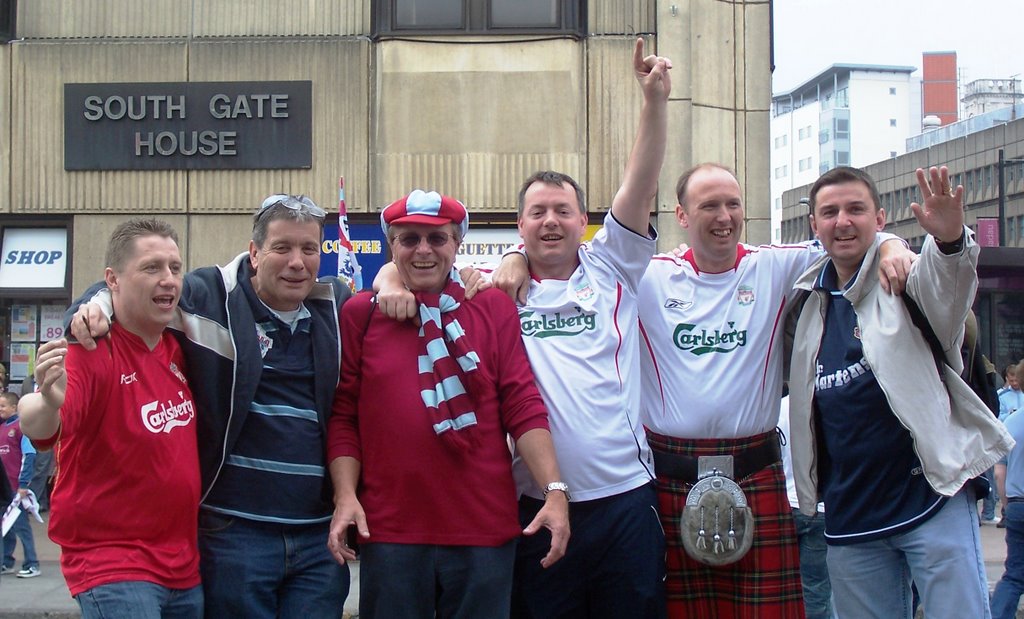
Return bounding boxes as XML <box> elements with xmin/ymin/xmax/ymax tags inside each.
<box><xmin>19</xmin><ymin>218</ymin><xmax>201</xmax><ymax>618</ymax></box>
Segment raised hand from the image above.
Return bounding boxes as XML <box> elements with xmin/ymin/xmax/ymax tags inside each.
<box><xmin>911</xmin><ymin>166</ymin><xmax>965</xmax><ymax>243</ymax></box>
<box><xmin>633</xmin><ymin>37</ymin><xmax>672</xmax><ymax>102</ymax></box>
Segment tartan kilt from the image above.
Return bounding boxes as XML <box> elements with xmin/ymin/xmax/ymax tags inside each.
<box><xmin>648</xmin><ymin>429</ymin><xmax>805</xmax><ymax>619</ymax></box>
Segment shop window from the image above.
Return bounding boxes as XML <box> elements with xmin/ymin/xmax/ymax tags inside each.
<box><xmin>375</xmin><ymin>0</ymin><xmax>585</xmax><ymax>36</ymax></box>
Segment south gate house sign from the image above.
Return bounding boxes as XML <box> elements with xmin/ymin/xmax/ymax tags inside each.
<box><xmin>64</xmin><ymin>81</ymin><xmax>312</xmax><ymax>171</ymax></box>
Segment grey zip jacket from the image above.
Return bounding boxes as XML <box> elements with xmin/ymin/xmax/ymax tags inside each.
<box><xmin>788</xmin><ymin>228</ymin><xmax>1014</xmax><ymax>516</ymax></box>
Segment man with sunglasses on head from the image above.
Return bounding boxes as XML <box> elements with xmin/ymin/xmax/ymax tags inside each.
<box><xmin>69</xmin><ymin>195</ymin><xmax>352</xmax><ymax>618</ymax></box>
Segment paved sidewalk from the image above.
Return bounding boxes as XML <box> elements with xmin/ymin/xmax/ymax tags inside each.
<box><xmin>0</xmin><ymin>515</ymin><xmax>1020</xmax><ymax>617</ymax></box>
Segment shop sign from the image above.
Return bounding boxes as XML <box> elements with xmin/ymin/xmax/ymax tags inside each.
<box><xmin>0</xmin><ymin>228</ymin><xmax>68</xmax><ymax>289</ymax></box>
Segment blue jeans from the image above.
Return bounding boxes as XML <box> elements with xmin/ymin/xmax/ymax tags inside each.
<box><xmin>198</xmin><ymin>511</ymin><xmax>349</xmax><ymax>619</ymax></box>
<box><xmin>360</xmin><ymin>541</ymin><xmax>516</xmax><ymax>619</ymax></box>
<box><xmin>983</xmin><ymin>467</ymin><xmax>999</xmax><ymax>520</ymax></box>
<box><xmin>512</xmin><ymin>483</ymin><xmax>666</xmax><ymax>619</ymax></box>
<box><xmin>792</xmin><ymin>509</ymin><xmax>834</xmax><ymax>619</ymax></box>
<box><xmin>826</xmin><ymin>488</ymin><xmax>990</xmax><ymax>619</ymax></box>
<box><xmin>991</xmin><ymin>500</ymin><xmax>1024</xmax><ymax>619</ymax></box>
<box><xmin>76</xmin><ymin>581</ymin><xmax>203</xmax><ymax>619</ymax></box>
<box><xmin>2</xmin><ymin>507</ymin><xmax>39</xmax><ymax>569</ymax></box>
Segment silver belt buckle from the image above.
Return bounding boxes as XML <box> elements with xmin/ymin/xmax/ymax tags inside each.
<box><xmin>680</xmin><ymin>455</ymin><xmax>755</xmax><ymax>566</ymax></box>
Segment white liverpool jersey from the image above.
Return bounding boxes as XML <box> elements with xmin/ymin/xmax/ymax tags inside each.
<box><xmin>638</xmin><ymin>242</ymin><xmax>823</xmax><ymax>439</ymax></box>
<box><xmin>512</xmin><ymin>213</ymin><xmax>657</xmax><ymax>502</ymax></box>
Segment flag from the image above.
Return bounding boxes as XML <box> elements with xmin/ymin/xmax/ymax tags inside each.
<box><xmin>336</xmin><ymin>177</ymin><xmax>363</xmax><ymax>292</ymax></box>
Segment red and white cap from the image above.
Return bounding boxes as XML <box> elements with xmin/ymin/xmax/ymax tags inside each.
<box><xmin>381</xmin><ymin>190</ymin><xmax>469</xmax><ymax>238</ymax></box>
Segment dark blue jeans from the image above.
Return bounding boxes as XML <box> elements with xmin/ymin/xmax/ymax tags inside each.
<box><xmin>512</xmin><ymin>483</ymin><xmax>666</xmax><ymax>619</ymax></box>
<box><xmin>198</xmin><ymin>511</ymin><xmax>349</xmax><ymax>619</ymax></box>
<box><xmin>359</xmin><ymin>540</ymin><xmax>516</xmax><ymax>619</ymax></box>
<box><xmin>991</xmin><ymin>501</ymin><xmax>1024</xmax><ymax>619</ymax></box>
<box><xmin>76</xmin><ymin>581</ymin><xmax>203</xmax><ymax>619</ymax></box>
<box><xmin>792</xmin><ymin>509</ymin><xmax>833</xmax><ymax>619</ymax></box>
<box><xmin>2</xmin><ymin>507</ymin><xmax>39</xmax><ymax>570</ymax></box>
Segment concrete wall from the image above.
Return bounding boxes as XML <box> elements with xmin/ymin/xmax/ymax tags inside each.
<box><xmin>1</xmin><ymin>0</ymin><xmax>773</xmax><ymax>296</ymax></box>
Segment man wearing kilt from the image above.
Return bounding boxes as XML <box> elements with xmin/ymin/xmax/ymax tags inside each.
<box><xmin>637</xmin><ymin>163</ymin><xmax>914</xmax><ymax>618</ymax></box>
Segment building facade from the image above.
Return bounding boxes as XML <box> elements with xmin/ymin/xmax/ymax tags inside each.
<box><xmin>770</xmin><ymin>64</ymin><xmax>920</xmax><ymax>241</ymax></box>
<box><xmin>0</xmin><ymin>0</ymin><xmax>774</xmax><ymax>381</ymax></box>
<box><xmin>780</xmin><ymin>115</ymin><xmax>1024</xmax><ymax>370</ymax></box>
<box><xmin>962</xmin><ymin>78</ymin><xmax>1024</xmax><ymax>119</ymax></box>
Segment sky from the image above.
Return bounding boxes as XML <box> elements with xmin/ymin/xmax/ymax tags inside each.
<box><xmin>771</xmin><ymin>0</ymin><xmax>1024</xmax><ymax>94</ymax></box>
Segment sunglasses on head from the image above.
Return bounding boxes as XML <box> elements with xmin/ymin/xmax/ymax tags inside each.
<box><xmin>393</xmin><ymin>231</ymin><xmax>453</xmax><ymax>248</ymax></box>
<box><xmin>258</xmin><ymin>194</ymin><xmax>326</xmax><ymax>220</ymax></box>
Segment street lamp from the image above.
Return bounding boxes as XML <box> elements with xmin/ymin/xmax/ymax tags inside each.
<box><xmin>998</xmin><ymin>149</ymin><xmax>1024</xmax><ymax>246</ymax></box>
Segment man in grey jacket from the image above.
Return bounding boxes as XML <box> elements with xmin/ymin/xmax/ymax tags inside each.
<box><xmin>787</xmin><ymin>165</ymin><xmax>1014</xmax><ymax>619</ymax></box>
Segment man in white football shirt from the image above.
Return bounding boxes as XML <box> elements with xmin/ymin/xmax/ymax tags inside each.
<box><xmin>637</xmin><ymin>163</ymin><xmax>912</xmax><ymax>618</ymax></box>
<box><xmin>378</xmin><ymin>39</ymin><xmax>673</xmax><ymax>618</ymax></box>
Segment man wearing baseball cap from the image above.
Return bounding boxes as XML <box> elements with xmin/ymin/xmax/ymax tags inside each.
<box><xmin>326</xmin><ymin>188</ymin><xmax>568</xmax><ymax>619</ymax></box>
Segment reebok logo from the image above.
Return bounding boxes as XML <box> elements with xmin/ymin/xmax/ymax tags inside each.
<box><xmin>664</xmin><ymin>298</ymin><xmax>692</xmax><ymax>310</ymax></box>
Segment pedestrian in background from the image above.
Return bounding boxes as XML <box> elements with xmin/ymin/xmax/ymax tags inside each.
<box><xmin>1</xmin><ymin>391</ymin><xmax>40</xmax><ymax>579</ymax></box>
<box><xmin>992</xmin><ymin>402</ymin><xmax>1024</xmax><ymax>618</ymax></box>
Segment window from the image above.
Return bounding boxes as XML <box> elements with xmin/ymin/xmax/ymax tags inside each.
<box><xmin>798</xmin><ymin>125</ymin><xmax>813</xmax><ymax>140</ymax></box>
<box><xmin>836</xmin><ymin>151</ymin><xmax>850</xmax><ymax>165</ymax></box>
<box><xmin>966</xmin><ymin>170</ymin><xmax>974</xmax><ymax>193</ymax></box>
<box><xmin>835</xmin><ymin>88</ymin><xmax>849</xmax><ymax>108</ymax></box>
<box><xmin>835</xmin><ymin>118</ymin><xmax>850</xmax><ymax>139</ymax></box>
<box><xmin>775</xmin><ymin>165</ymin><xmax>788</xmax><ymax>179</ymax></box>
<box><xmin>819</xmin><ymin>129</ymin><xmax>830</xmax><ymax>144</ymax></box>
<box><xmin>985</xmin><ymin>165</ymin><xmax>993</xmax><ymax>189</ymax></box>
<box><xmin>375</xmin><ymin>0</ymin><xmax>585</xmax><ymax>36</ymax></box>
<box><xmin>889</xmin><ymin>119</ymin><xmax>897</xmax><ymax>127</ymax></box>
<box><xmin>774</xmin><ymin>135</ymin><xmax>788</xmax><ymax>149</ymax></box>
<box><xmin>889</xmin><ymin>87</ymin><xmax>897</xmax><ymax>95</ymax></box>
<box><xmin>798</xmin><ymin>157</ymin><xmax>812</xmax><ymax>172</ymax></box>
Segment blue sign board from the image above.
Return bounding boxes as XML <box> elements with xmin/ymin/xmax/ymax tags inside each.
<box><xmin>318</xmin><ymin>223</ymin><xmax>387</xmax><ymax>290</ymax></box>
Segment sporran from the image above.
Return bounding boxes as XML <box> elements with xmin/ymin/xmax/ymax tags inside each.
<box><xmin>680</xmin><ymin>455</ymin><xmax>754</xmax><ymax>566</ymax></box>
